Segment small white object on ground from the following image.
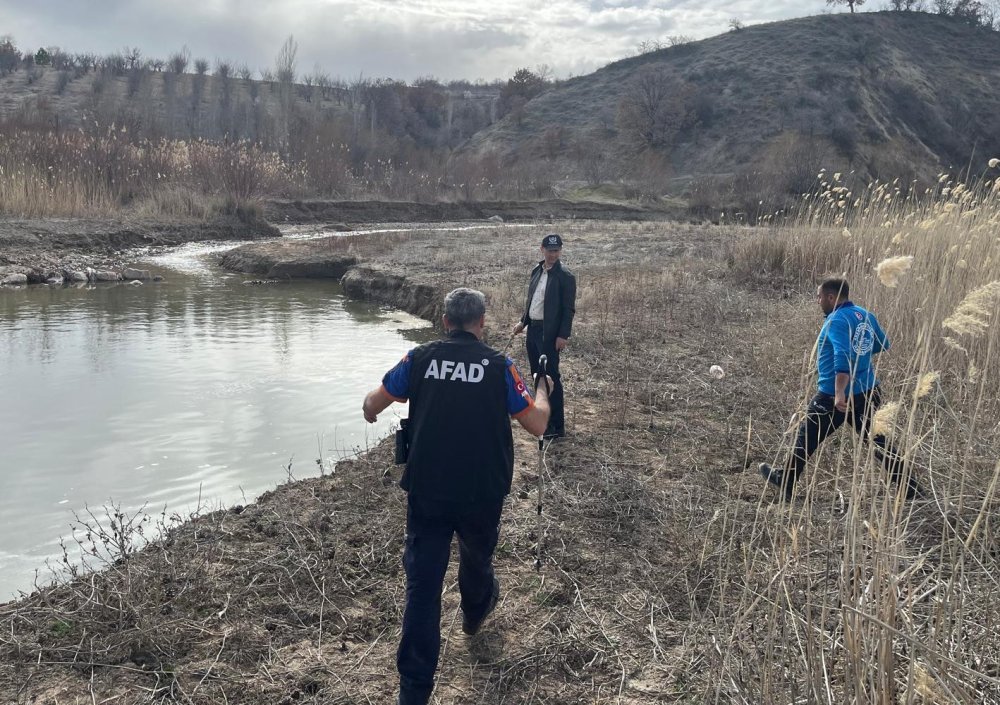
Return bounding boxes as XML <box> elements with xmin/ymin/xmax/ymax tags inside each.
<box><xmin>709</xmin><ymin>365</ymin><xmax>726</xmax><ymax>379</ymax></box>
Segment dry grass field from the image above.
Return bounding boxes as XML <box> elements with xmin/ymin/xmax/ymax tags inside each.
<box><xmin>1</xmin><ymin>164</ymin><xmax>998</xmax><ymax>703</ymax></box>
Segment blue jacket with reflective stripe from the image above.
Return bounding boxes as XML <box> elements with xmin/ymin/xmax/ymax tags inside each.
<box><xmin>816</xmin><ymin>301</ymin><xmax>889</xmax><ymax>396</ymax></box>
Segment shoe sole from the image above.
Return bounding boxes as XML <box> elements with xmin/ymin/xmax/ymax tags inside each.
<box><xmin>759</xmin><ymin>464</ymin><xmax>794</xmax><ymax>501</ymax></box>
<box><xmin>463</xmin><ymin>579</ymin><xmax>499</xmax><ymax>635</ymax></box>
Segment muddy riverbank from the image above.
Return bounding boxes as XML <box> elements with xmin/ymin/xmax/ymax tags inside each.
<box><xmin>0</xmin><ymin>198</ymin><xmax>680</xmax><ymax>285</ymax></box>
<box><xmin>0</xmin><ymin>215</ymin><xmax>279</xmax><ymax>283</ymax></box>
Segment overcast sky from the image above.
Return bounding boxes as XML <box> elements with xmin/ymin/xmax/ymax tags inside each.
<box><xmin>2</xmin><ymin>0</ymin><xmax>842</xmax><ymax>82</ymax></box>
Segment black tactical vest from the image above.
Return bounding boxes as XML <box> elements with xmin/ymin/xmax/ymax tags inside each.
<box><xmin>401</xmin><ymin>330</ymin><xmax>514</xmax><ymax>503</ymax></box>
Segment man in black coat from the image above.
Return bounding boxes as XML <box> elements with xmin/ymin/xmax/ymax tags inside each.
<box><xmin>512</xmin><ymin>233</ymin><xmax>577</xmax><ymax>439</ymax></box>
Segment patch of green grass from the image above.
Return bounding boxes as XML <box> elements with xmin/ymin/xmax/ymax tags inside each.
<box><xmin>48</xmin><ymin>619</ymin><xmax>72</xmax><ymax>637</ymax></box>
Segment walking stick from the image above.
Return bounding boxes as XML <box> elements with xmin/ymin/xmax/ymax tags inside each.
<box><xmin>534</xmin><ymin>354</ymin><xmax>548</xmax><ymax>571</ymax></box>
<box><xmin>501</xmin><ymin>333</ymin><xmax>517</xmax><ymax>356</ymax></box>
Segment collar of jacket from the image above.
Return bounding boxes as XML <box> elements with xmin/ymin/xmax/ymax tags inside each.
<box><xmin>824</xmin><ymin>300</ymin><xmax>855</xmax><ymax>318</ymax></box>
<box><xmin>536</xmin><ymin>260</ymin><xmax>562</xmax><ymax>272</ymax></box>
<box><xmin>446</xmin><ymin>329</ymin><xmax>479</xmax><ymax>341</ymax></box>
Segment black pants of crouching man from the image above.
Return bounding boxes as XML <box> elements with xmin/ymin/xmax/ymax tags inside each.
<box><xmin>787</xmin><ymin>385</ymin><xmax>918</xmax><ymax>497</ymax></box>
<box><xmin>526</xmin><ymin>322</ymin><xmax>564</xmax><ymax>436</ymax></box>
<box><xmin>397</xmin><ymin>494</ymin><xmax>503</xmax><ymax>705</ymax></box>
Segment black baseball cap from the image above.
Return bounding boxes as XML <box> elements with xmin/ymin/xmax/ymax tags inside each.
<box><xmin>542</xmin><ymin>234</ymin><xmax>563</xmax><ymax>249</ymax></box>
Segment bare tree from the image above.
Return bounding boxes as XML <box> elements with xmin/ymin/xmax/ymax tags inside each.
<box><xmin>0</xmin><ymin>37</ymin><xmax>20</xmax><ymax>75</ymax></box>
<box><xmin>616</xmin><ymin>67</ymin><xmax>694</xmax><ymax>150</ymax></box>
<box><xmin>636</xmin><ymin>39</ymin><xmax>665</xmax><ymax>55</ymax></box>
<box><xmin>274</xmin><ymin>35</ymin><xmax>298</xmax><ymax>85</ymax></box>
<box><xmin>826</xmin><ymin>0</ymin><xmax>867</xmax><ymax>12</ymax></box>
<box><xmin>168</xmin><ymin>47</ymin><xmax>190</xmax><ymax>74</ymax></box>
<box><xmin>535</xmin><ymin>63</ymin><xmax>554</xmax><ymax>82</ymax></box>
<box><xmin>273</xmin><ymin>35</ymin><xmax>298</xmax><ymax>151</ymax></box>
<box><xmin>311</xmin><ymin>66</ymin><xmax>332</xmax><ymax>99</ymax></box>
<box><xmin>216</xmin><ymin>60</ymin><xmax>234</xmax><ymax>137</ymax></box>
<box><xmin>123</xmin><ymin>47</ymin><xmax>141</xmax><ymax>70</ymax></box>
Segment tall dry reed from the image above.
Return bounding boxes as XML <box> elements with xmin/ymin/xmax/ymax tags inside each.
<box><xmin>715</xmin><ymin>163</ymin><xmax>1000</xmax><ymax>703</ymax></box>
<box><xmin>0</xmin><ymin>126</ymin><xmax>298</xmax><ymax>218</ymax></box>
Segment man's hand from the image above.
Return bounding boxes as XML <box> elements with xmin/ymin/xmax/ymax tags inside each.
<box><xmin>555</xmin><ymin>336</ymin><xmax>568</xmax><ymax>352</ymax></box>
<box><xmin>512</xmin><ymin>322</ymin><xmax>525</xmax><ymax>336</ymax></box>
<box><xmin>363</xmin><ymin>386</ymin><xmax>395</xmax><ymax>424</ymax></box>
<box><xmin>834</xmin><ymin>393</ymin><xmax>848</xmax><ymax>413</ymax></box>
<box><xmin>535</xmin><ymin>374</ymin><xmax>554</xmax><ymax>396</ymax></box>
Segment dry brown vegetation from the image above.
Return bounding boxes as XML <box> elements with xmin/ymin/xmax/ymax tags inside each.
<box><xmin>0</xmin><ymin>126</ymin><xmax>295</xmax><ymax>219</ymax></box>
<box><xmin>1</xmin><ymin>164</ymin><xmax>999</xmax><ymax>702</ymax></box>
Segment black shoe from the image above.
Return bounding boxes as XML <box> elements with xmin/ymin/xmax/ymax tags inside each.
<box><xmin>462</xmin><ymin>578</ymin><xmax>499</xmax><ymax>636</ymax></box>
<box><xmin>897</xmin><ymin>476</ymin><xmax>925</xmax><ymax>501</ymax></box>
<box><xmin>542</xmin><ymin>429</ymin><xmax>565</xmax><ymax>441</ymax></box>
<box><xmin>398</xmin><ymin>686</ymin><xmax>431</xmax><ymax>705</ymax></box>
<box><xmin>759</xmin><ymin>463</ymin><xmax>795</xmax><ymax>501</ymax></box>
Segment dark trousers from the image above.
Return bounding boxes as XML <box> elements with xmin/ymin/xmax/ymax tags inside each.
<box><xmin>397</xmin><ymin>494</ymin><xmax>503</xmax><ymax>705</ymax></box>
<box><xmin>788</xmin><ymin>386</ymin><xmax>918</xmax><ymax>496</ymax></box>
<box><xmin>526</xmin><ymin>323</ymin><xmax>564</xmax><ymax>435</ymax></box>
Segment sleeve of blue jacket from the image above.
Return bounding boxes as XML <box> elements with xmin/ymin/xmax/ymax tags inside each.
<box><xmin>829</xmin><ymin>317</ymin><xmax>854</xmax><ymax>375</ymax></box>
<box><xmin>381</xmin><ymin>350</ymin><xmax>414</xmax><ymax>400</ymax></box>
<box><xmin>871</xmin><ymin>316</ymin><xmax>890</xmax><ymax>354</ymax></box>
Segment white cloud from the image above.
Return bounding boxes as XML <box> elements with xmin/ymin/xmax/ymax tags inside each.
<box><xmin>0</xmin><ymin>0</ymin><xmax>838</xmax><ymax>81</ymax></box>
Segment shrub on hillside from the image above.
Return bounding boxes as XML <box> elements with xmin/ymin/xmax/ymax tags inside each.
<box><xmin>573</xmin><ymin>131</ymin><xmax>618</xmax><ymax>187</ymax></box>
<box><xmin>0</xmin><ymin>39</ymin><xmax>20</xmax><ymax>75</ymax></box>
<box><xmin>55</xmin><ymin>70</ymin><xmax>72</xmax><ymax>95</ymax></box>
<box><xmin>830</xmin><ymin>123</ymin><xmax>859</xmax><ymax>160</ymax></box>
<box><xmin>616</xmin><ymin>67</ymin><xmax>695</xmax><ymax>151</ymax></box>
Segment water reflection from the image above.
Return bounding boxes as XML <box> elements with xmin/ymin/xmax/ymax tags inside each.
<box><xmin>0</xmin><ymin>250</ymin><xmax>430</xmax><ymax>601</ymax></box>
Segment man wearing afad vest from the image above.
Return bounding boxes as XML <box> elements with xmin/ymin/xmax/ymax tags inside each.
<box><xmin>362</xmin><ymin>287</ymin><xmax>552</xmax><ymax>705</ymax></box>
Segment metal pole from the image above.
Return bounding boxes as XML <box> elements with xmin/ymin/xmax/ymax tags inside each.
<box><xmin>534</xmin><ymin>354</ymin><xmax>548</xmax><ymax>571</ymax></box>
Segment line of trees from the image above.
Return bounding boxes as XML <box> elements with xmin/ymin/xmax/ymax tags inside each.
<box><xmin>826</xmin><ymin>0</ymin><xmax>1000</xmax><ymax>28</ymax></box>
<box><xmin>0</xmin><ymin>33</ymin><xmax>569</xmax><ymax>203</ymax></box>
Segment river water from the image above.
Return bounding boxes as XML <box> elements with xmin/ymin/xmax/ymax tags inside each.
<box><xmin>0</xmin><ymin>240</ymin><xmax>431</xmax><ymax>601</ymax></box>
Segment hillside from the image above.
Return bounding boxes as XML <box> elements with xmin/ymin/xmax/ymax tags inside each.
<box><xmin>464</xmin><ymin>11</ymin><xmax>1000</xmax><ymax>202</ymax></box>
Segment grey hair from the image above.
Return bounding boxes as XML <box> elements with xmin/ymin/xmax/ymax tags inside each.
<box><xmin>444</xmin><ymin>287</ymin><xmax>487</xmax><ymax>329</ymax></box>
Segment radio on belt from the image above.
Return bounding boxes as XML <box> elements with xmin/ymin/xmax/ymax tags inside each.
<box><xmin>394</xmin><ymin>418</ymin><xmax>410</xmax><ymax>465</ymax></box>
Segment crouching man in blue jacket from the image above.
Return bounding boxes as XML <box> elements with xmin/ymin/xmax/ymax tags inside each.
<box><xmin>759</xmin><ymin>278</ymin><xmax>920</xmax><ymax>501</ymax></box>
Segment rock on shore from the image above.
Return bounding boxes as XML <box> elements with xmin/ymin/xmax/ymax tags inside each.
<box><xmin>1</xmin><ymin>273</ymin><xmax>28</xmax><ymax>286</ymax></box>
